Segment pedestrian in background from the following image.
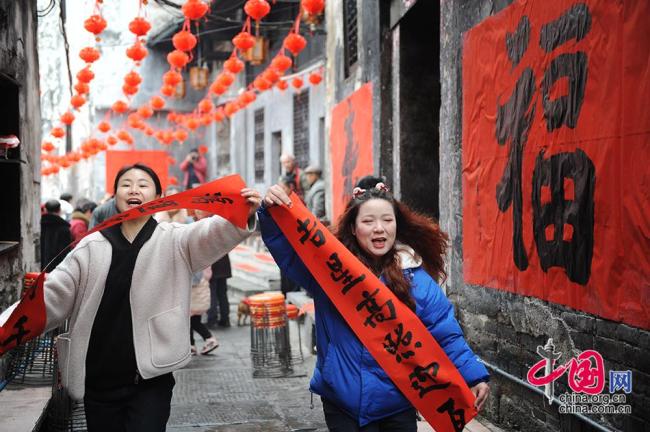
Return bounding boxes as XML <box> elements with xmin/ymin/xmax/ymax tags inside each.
<box><xmin>41</xmin><ymin>199</ymin><xmax>72</xmax><ymax>270</ymax></box>
<box><xmin>180</xmin><ymin>148</ymin><xmax>207</xmax><ymax>190</ymax></box>
<box><xmin>89</xmin><ymin>197</ymin><xmax>117</xmax><ymax>229</ymax></box>
<box><xmin>303</xmin><ymin>164</ymin><xmax>327</xmax><ymax>224</ymax></box>
<box><xmin>280</xmin><ymin>153</ymin><xmax>310</xmax><ymax>199</ymax></box>
<box><xmin>59</xmin><ymin>192</ymin><xmax>74</xmax><ymax>221</ymax></box>
<box><xmin>70</xmin><ymin>200</ymin><xmax>97</xmax><ymax>242</ymax></box>
<box><xmin>207</xmin><ymin>254</ymin><xmax>232</xmax><ymax>328</ymax></box>
<box><xmin>259</xmin><ymin>183</ymin><xmax>490</xmax><ymax>430</ymax></box>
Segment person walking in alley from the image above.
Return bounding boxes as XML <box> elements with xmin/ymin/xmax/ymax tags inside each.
<box><xmin>259</xmin><ymin>183</ymin><xmax>490</xmax><ymax>431</ymax></box>
<box><xmin>89</xmin><ymin>197</ymin><xmax>118</xmax><ymax>229</ymax></box>
<box><xmin>41</xmin><ymin>199</ymin><xmax>73</xmax><ymax>271</ymax></box>
<box><xmin>69</xmin><ymin>200</ymin><xmax>97</xmax><ymax>242</ymax></box>
<box><xmin>4</xmin><ymin>163</ymin><xmax>261</xmax><ymax>432</ymax></box>
<box><xmin>207</xmin><ymin>254</ymin><xmax>232</xmax><ymax>328</ymax></box>
<box><xmin>280</xmin><ymin>153</ymin><xmax>310</xmax><ymax>199</ymax></box>
<box><xmin>180</xmin><ymin>148</ymin><xmax>207</xmax><ymax>190</ymax></box>
<box><xmin>303</xmin><ymin>164</ymin><xmax>327</xmax><ymax>223</ymax></box>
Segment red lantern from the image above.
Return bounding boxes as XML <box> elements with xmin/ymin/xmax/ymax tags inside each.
<box><xmin>182</xmin><ymin>0</ymin><xmax>209</xmax><ymax>20</ymax></box>
<box><xmin>137</xmin><ymin>105</ymin><xmax>154</xmax><ymax>119</ymax></box>
<box><xmin>301</xmin><ymin>0</ymin><xmax>325</xmax><ymax>15</ymax></box>
<box><xmin>60</xmin><ymin>111</ymin><xmax>75</xmax><ymax>125</ymax></box>
<box><xmin>243</xmin><ymin>90</ymin><xmax>257</xmax><ymax>103</ymax></box>
<box><xmin>213</xmin><ymin>107</ymin><xmax>225</xmax><ymax>122</ymax></box>
<box><xmin>84</xmin><ymin>14</ymin><xmax>107</xmax><ymax>37</ymax></box>
<box><xmin>173</xmin><ymin>30</ymin><xmax>197</xmax><ymax>52</ymax></box>
<box><xmin>124</xmin><ymin>71</ymin><xmax>142</xmax><ymax>87</ymax></box>
<box><xmin>71</xmin><ymin>94</ymin><xmax>86</xmax><ymax>109</ymax></box>
<box><xmin>271</xmin><ymin>54</ymin><xmax>292</xmax><ymax>72</ymax></box>
<box><xmin>174</xmin><ymin>129</ymin><xmax>188</xmax><ymax>142</ymax></box>
<box><xmin>128</xmin><ymin>113</ymin><xmax>144</xmax><ymax>129</ymax></box>
<box><xmin>98</xmin><ymin>121</ymin><xmax>111</xmax><ymax>133</ymax></box>
<box><xmin>42</xmin><ymin>141</ymin><xmax>56</xmax><ymax>152</ymax></box>
<box><xmin>107</xmin><ymin>135</ymin><xmax>118</xmax><ymax>146</ymax></box>
<box><xmin>150</xmin><ymin>96</ymin><xmax>165</xmax><ymax>110</ymax></box>
<box><xmin>224</xmin><ymin>102</ymin><xmax>239</xmax><ymax>117</ymax></box>
<box><xmin>292</xmin><ymin>77</ymin><xmax>304</xmax><ymax>89</ymax></box>
<box><xmin>144</xmin><ymin>126</ymin><xmax>154</xmax><ymax>136</ymax></box>
<box><xmin>254</xmin><ymin>76</ymin><xmax>271</xmax><ymax>91</ymax></box>
<box><xmin>198</xmin><ymin>144</ymin><xmax>208</xmax><ymax>154</ymax></box>
<box><xmin>217</xmin><ymin>72</ymin><xmax>235</xmax><ymax>87</ymax></box>
<box><xmin>244</xmin><ymin>0</ymin><xmax>271</xmax><ymax>21</ymax></box>
<box><xmin>186</xmin><ymin>117</ymin><xmax>200</xmax><ymax>130</ymax></box>
<box><xmin>169</xmin><ymin>176</ymin><xmax>179</xmax><ymax>185</ymax></box>
<box><xmin>51</xmin><ymin>127</ymin><xmax>66</xmax><ymax>138</ymax></box>
<box><xmin>161</xmin><ymin>85</ymin><xmax>175</xmax><ymax>97</ymax></box>
<box><xmin>224</xmin><ymin>55</ymin><xmax>244</xmax><ymax>74</ymax></box>
<box><xmin>276</xmin><ymin>80</ymin><xmax>288</xmax><ymax>91</ymax></box>
<box><xmin>112</xmin><ymin>100</ymin><xmax>129</xmax><ymax>114</ymax></box>
<box><xmin>198</xmin><ymin>99</ymin><xmax>214</xmax><ymax>113</ymax></box>
<box><xmin>167</xmin><ymin>50</ymin><xmax>190</xmax><ymax>69</ymax></box>
<box><xmin>200</xmin><ymin>115</ymin><xmax>212</xmax><ymax>126</ymax></box>
<box><xmin>308</xmin><ymin>71</ymin><xmax>322</xmax><ymax>85</ymax></box>
<box><xmin>128</xmin><ymin>17</ymin><xmax>151</xmax><ymax>37</ymax></box>
<box><xmin>77</xmin><ymin>67</ymin><xmax>95</xmax><ymax>83</ymax></box>
<box><xmin>79</xmin><ymin>47</ymin><xmax>101</xmax><ymax>63</ymax></box>
<box><xmin>284</xmin><ymin>33</ymin><xmax>307</xmax><ymax>56</ymax></box>
<box><xmin>232</xmin><ymin>31</ymin><xmax>255</xmax><ymax>51</ymax></box>
<box><xmin>126</xmin><ymin>39</ymin><xmax>148</xmax><ymax>62</ymax></box>
<box><xmin>209</xmin><ymin>81</ymin><xmax>227</xmax><ymax>96</ymax></box>
<box><xmin>117</xmin><ymin>130</ymin><xmax>133</xmax><ymax>143</ymax></box>
<box><xmin>163</xmin><ymin>70</ymin><xmax>183</xmax><ymax>87</ymax></box>
<box><xmin>74</xmin><ymin>82</ymin><xmax>89</xmax><ymax>94</ymax></box>
<box><xmin>122</xmin><ymin>84</ymin><xmax>139</xmax><ymax>96</ymax></box>
<box><xmin>263</xmin><ymin>68</ymin><xmax>280</xmax><ymax>83</ymax></box>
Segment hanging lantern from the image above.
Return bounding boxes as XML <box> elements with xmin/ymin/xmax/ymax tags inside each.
<box><xmin>128</xmin><ymin>17</ymin><xmax>151</xmax><ymax>37</ymax></box>
<box><xmin>200</xmin><ymin>115</ymin><xmax>212</xmax><ymax>126</ymax></box>
<box><xmin>198</xmin><ymin>98</ymin><xmax>214</xmax><ymax>113</ymax></box>
<box><xmin>253</xmin><ymin>76</ymin><xmax>271</xmax><ymax>91</ymax></box>
<box><xmin>301</xmin><ymin>0</ymin><xmax>325</xmax><ymax>15</ymax></box>
<box><xmin>107</xmin><ymin>135</ymin><xmax>118</xmax><ymax>146</ymax></box>
<box><xmin>198</xmin><ymin>144</ymin><xmax>208</xmax><ymax>154</ymax></box>
<box><xmin>137</xmin><ymin>104</ymin><xmax>154</xmax><ymax>119</ymax></box>
<box><xmin>84</xmin><ymin>14</ymin><xmax>107</xmax><ymax>39</ymax></box>
<box><xmin>71</xmin><ymin>94</ymin><xmax>86</xmax><ymax>109</ymax></box>
<box><xmin>276</xmin><ymin>80</ymin><xmax>288</xmax><ymax>91</ymax></box>
<box><xmin>126</xmin><ymin>39</ymin><xmax>148</xmax><ymax>62</ymax></box>
<box><xmin>98</xmin><ymin>121</ymin><xmax>111</xmax><ymax>133</ymax></box>
<box><xmin>308</xmin><ymin>71</ymin><xmax>322</xmax><ymax>85</ymax></box>
<box><xmin>122</xmin><ymin>84</ymin><xmax>139</xmax><ymax>96</ymax></box>
<box><xmin>51</xmin><ymin>127</ymin><xmax>66</xmax><ymax>138</ymax></box>
<box><xmin>242</xmin><ymin>36</ymin><xmax>268</xmax><ymax>65</ymax></box>
<box><xmin>186</xmin><ymin>117</ymin><xmax>200</xmax><ymax>130</ymax></box>
<box><xmin>112</xmin><ymin>100</ymin><xmax>129</xmax><ymax>114</ymax></box>
<box><xmin>224</xmin><ymin>54</ymin><xmax>244</xmax><ymax>74</ymax></box>
<box><xmin>243</xmin><ymin>90</ymin><xmax>257</xmax><ymax>104</ymax></box>
<box><xmin>292</xmin><ymin>77</ymin><xmax>304</xmax><ymax>89</ymax></box>
<box><xmin>182</xmin><ymin>0</ymin><xmax>209</xmax><ymax>20</ymax></box>
<box><xmin>232</xmin><ymin>31</ymin><xmax>255</xmax><ymax>51</ymax></box>
<box><xmin>42</xmin><ymin>141</ymin><xmax>56</xmax><ymax>152</ymax></box>
<box><xmin>60</xmin><ymin>111</ymin><xmax>75</xmax><ymax>125</ymax></box>
<box><xmin>150</xmin><ymin>96</ymin><xmax>165</xmax><ymax>110</ymax></box>
<box><xmin>128</xmin><ymin>113</ymin><xmax>144</xmax><ymax>129</ymax></box>
<box><xmin>209</xmin><ymin>81</ymin><xmax>226</xmax><ymax>96</ymax></box>
<box><xmin>79</xmin><ymin>47</ymin><xmax>101</xmax><ymax>63</ymax></box>
<box><xmin>213</xmin><ymin>107</ymin><xmax>225</xmax><ymax>122</ymax></box>
<box><xmin>144</xmin><ymin>126</ymin><xmax>155</xmax><ymax>136</ymax></box>
<box><xmin>117</xmin><ymin>130</ymin><xmax>133</xmax><ymax>143</ymax></box>
<box><xmin>284</xmin><ymin>33</ymin><xmax>307</xmax><ymax>56</ymax></box>
<box><xmin>244</xmin><ymin>0</ymin><xmax>271</xmax><ymax>21</ymax></box>
<box><xmin>173</xmin><ymin>30</ymin><xmax>197</xmax><ymax>52</ymax></box>
<box><xmin>124</xmin><ymin>71</ymin><xmax>142</xmax><ymax>87</ymax></box>
<box><xmin>217</xmin><ymin>72</ymin><xmax>235</xmax><ymax>87</ymax></box>
<box><xmin>69</xmin><ymin>152</ymin><xmax>81</xmax><ymax>162</ymax></box>
<box><xmin>77</xmin><ymin>67</ymin><xmax>95</xmax><ymax>83</ymax></box>
<box><xmin>161</xmin><ymin>85</ymin><xmax>175</xmax><ymax>97</ymax></box>
<box><xmin>271</xmin><ymin>54</ymin><xmax>292</xmax><ymax>72</ymax></box>
<box><xmin>263</xmin><ymin>68</ymin><xmax>280</xmax><ymax>83</ymax></box>
<box><xmin>224</xmin><ymin>101</ymin><xmax>239</xmax><ymax>117</ymax></box>
<box><xmin>174</xmin><ymin>129</ymin><xmax>188</xmax><ymax>143</ymax></box>
<box><xmin>167</xmin><ymin>50</ymin><xmax>190</xmax><ymax>69</ymax></box>
<box><xmin>189</xmin><ymin>66</ymin><xmax>209</xmax><ymax>90</ymax></box>
<box><xmin>74</xmin><ymin>82</ymin><xmax>89</xmax><ymax>94</ymax></box>
<box><xmin>163</xmin><ymin>70</ymin><xmax>183</xmax><ymax>87</ymax></box>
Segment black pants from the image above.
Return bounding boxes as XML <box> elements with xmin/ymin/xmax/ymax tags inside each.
<box><xmin>322</xmin><ymin>398</ymin><xmax>417</xmax><ymax>432</ymax></box>
<box><xmin>207</xmin><ymin>277</ymin><xmax>229</xmax><ymax>324</ymax></box>
<box><xmin>84</xmin><ymin>373</ymin><xmax>175</xmax><ymax>432</ymax></box>
<box><xmin>190</xmin><ymin>315</ymin><xmax>212</xmax><ymax>345</ymax></box>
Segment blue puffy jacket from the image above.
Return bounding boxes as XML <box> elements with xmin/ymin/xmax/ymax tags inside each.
<box><xmin>259</xmin><ymin>209</ymin><xmax>489</xmax><ymax>426</ymax></box>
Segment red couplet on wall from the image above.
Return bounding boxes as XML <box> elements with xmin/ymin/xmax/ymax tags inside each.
<box><xmin>462</xmin><ymin>0</ymin><xmax>650</xmax><ymax>329</ymax></box>
<box><xmin>106</xmin><ymin>150</ymin><xmax>170</xmax><ymax>195</ymax></box>
<box><xmin>329</xmin><ymin>82</ymin><xmax>374</xmax><ymax>221</ymax></box>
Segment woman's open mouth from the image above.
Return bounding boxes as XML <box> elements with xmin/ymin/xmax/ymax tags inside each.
<box><xmin>126</xmin><ymin>198</ymin><xmax>142</xmax><ymax>206</ymax></box>
<box><xmin>371</xmin><ymin>237</ymin><xmax>387</xmax><ymax>248</ymax></box>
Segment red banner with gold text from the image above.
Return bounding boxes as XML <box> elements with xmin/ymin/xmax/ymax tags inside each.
<box><xmin>0</xmin><ymin>175</ymin><xmax>250</xmax><ymax>355</ymax></box>
<box><xmin>269</xmin><ymin>194</ymin><xmax>476</xmax><ymax>432</ymax></box>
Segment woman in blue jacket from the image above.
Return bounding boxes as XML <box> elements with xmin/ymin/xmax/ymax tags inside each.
<box><xmin>259</xmin><ymin>183</ymin><xmax>490</xmax><ymax>431</ymax></box>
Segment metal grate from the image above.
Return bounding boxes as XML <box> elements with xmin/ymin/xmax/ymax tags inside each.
<box><xmin>343</xmin><ymin>0</ymin><xmax>359</xmax><ymax>77</ymax></box>
<box><xmin>293</xmin><ymin>92</ymin><xmax>310</xmax><ymax>169</ymax></box>
<box><xmin>254</xmin><ymin>108</ymin><xmax>265</xmax><ymax>182</ymax></box>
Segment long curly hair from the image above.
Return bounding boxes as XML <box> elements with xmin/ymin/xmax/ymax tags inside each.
<box><xmin>334</xmin><ymin>189</ymin><xmax>448</xmax><ymax>310</ymax></box>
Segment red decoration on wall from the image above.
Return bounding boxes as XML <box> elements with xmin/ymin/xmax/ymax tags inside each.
<box><xmin>79</xmin><ymin>47</ymin><xmax>101</xmax><ymax>63</ymax></box>
<box><xmin>128</xmin><ymin>17</ymin><xmax>151</xmax><ymax>36</ymax></box>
